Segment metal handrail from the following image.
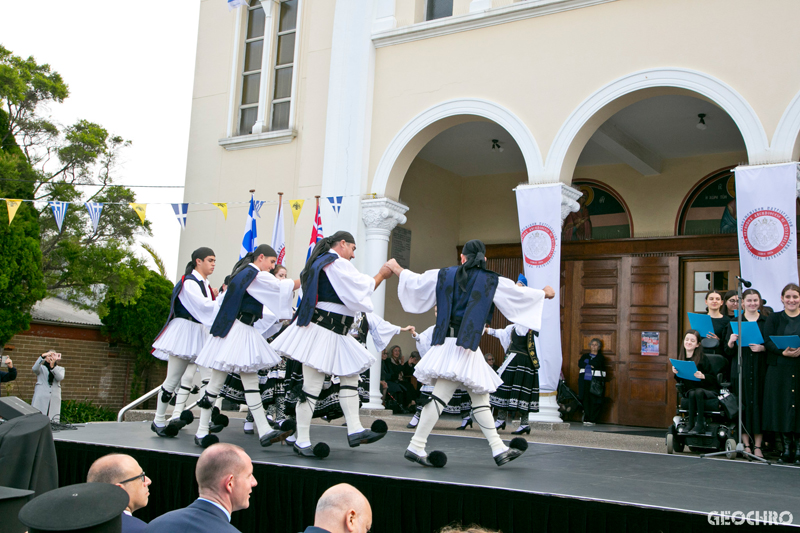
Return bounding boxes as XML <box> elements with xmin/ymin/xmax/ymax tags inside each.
<box><xmin>117</xmin><ymin>386</ymin><xmax>161</xmax><ymax>422</ymax></box>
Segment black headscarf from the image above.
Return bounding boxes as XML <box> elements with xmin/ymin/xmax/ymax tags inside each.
<box><xmin>300</xmin><ymin>230</ymin><xmax>356</xmax><ymax>286</ymax></box>
<box><xmin>229</xmin><ymin>244</ymin><xmax>278</xmax><ymax>279</ymax></box>
<box><xmin>457</xmin><ymin>239</ymin><xmax>487</xmax><ymax>291</ymax></box>
<box><xmin>184</xmin><ymin>247</ymin><xmax>215</xmax><ymax>276</ymax></box>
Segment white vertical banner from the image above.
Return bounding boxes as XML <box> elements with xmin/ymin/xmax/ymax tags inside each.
<box><xmin>515</xmin><ymin>183</ymin><xmax>563</xmax><ymax>393</ymax></box>
<box><xmin>735</xmin><ymin>163</ymin><xmax>799</xmax><ymax>311</ymax></box>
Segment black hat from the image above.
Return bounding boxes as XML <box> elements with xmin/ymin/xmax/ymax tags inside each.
<box><xmin>0</xmin><ymin>486</ymin><xmax>35</xmax><ymax>533</ymax></box>
<box><xmin>18</xmin><ymin>482</ymin><xmax>128</xmax><ymax>533</ymax></box>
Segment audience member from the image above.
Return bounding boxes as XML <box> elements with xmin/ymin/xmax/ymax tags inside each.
<box><xmin>402</xmin><ymin>351</ymin><xmax>421</xmax><ymax>402</ymax></box>
<box><xmin>381</xmin><ymin>345</ymin><xmax>412</xmax><ymax>412</ymax></box>
<box><xmin>87</xmin><ymin>453</ymin><xmax>152</xmax><ymax>533</ymax></box>
<box><xmin>145</xmin><ymin>443</ymin><xmax>256</xmax><ymax>532</ymax></box>
<box><xmin>438</xmin><ymin>525</ymin><xmax>501</xmax><ymax>533</ymax></box>
<box><xmin>484</xmin><ymin>352</ymin><xmax>498</xmax><ymax>372</ymax></box>
<box><xmin>0</xmin><ymin>355</ymin><xmax>16</xmax><ymax>383</ymax></box>
<box><xmin>31</xmin><ymin>350</ymin><xmax>65</xmax><ymax>421</ymax></box>
<box><xmin>578</xmin><ymin>338</ymin><xmax>606</xmax><ymax>426</ymax></box>
<box><xmin>302</xmin><ymin>483</ymin><xmax>372</xmax><ymax>533</ymax></box>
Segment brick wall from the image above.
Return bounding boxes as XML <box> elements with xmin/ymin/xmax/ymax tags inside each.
<box><xmin>2</xmin><ymin>322</ymin><xmax>167</xmax><ymax>412</ymax></box>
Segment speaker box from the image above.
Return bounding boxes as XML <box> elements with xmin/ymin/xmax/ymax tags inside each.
<box><xmin>0</xmin><ymin>397</ymin><xmax>41</xmax><ymax>420</ymax></box>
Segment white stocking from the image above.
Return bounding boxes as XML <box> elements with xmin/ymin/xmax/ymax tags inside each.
<box><xmin>196</xmin><ymin>370</ymin><xmax>226</xmax><ymax>438</ymax></box>
<box><xmin>169</xmin><ymin>363</ymin><xmax>197</xmax><ymax>418</ymax></box>
<box><xmin>155</xmin><ymin>356</ymin><xmax>191</xmax><ymax>425</ymax></box>
<box><xmin>339</xmin><ymin>375</ymin><xmax>364</xmax><ymax>435</ymax></box>
<box><xmin>409</xmin><ymin>379</ymin><xmax>459</xmax><ymax>455</ymax></box>
<box><xmin>239</xmin><ymin>372</ymin><xmax>271</xmax><ymax>438</ymax></box>
<box><xmin>468</xmin><ymin>391</ymin><xmax>507</xmax><ymax>456</ymax></box>
<box><xmin>295</xmin><ymin>366</ymin><xmax>325</xmax><ymax>448</ymax></box>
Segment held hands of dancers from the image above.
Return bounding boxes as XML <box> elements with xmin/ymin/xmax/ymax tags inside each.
<box><xmin>385</xmin><ymin>258</ymin><xmax>404</xmax><ymax>276</ymax></box>
<box><xmin>543</xmin><ymin>285</ymin><xmax>555</xmax><ymax>299</ymax></box>
<box><xmin>400</xmin><ymin>325</ymin><xmax>416</xmax><ymax>335</ymax></box>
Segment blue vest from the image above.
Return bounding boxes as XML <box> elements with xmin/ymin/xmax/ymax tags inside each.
<box><xmin>210</xmin><ymin>266</ymin><xmax>261</xmax><ymax>338</ymax></box>
<box><xmin>432</xmin><ymin>266</ymin><xmax>499</xmax><ymax>351</ymax></box>
<box><xmin>173</xmin><ymin>274</ymin><xmax>208</xmax><ymax>323</ymax></box>
<box><xmin>295</xmin><ymin>253</ymin><xmax>340</xmax><ymax>326</ymax></box>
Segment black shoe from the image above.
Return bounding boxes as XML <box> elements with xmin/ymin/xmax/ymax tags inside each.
<box><xmin>347</xmin><ymin>420</ymin><xmax>389</xmax><ymax>448</ymax></box>
<box><xmin>690</xmin><ymin>417</ymin><xmax>707</xmax><ymax>435</ymax></box>
<box><xmin>456</xmin><ymin>418</ymin><xmax>472</xmax><ymax>430</ymax></box>
<box><xmin>496</xmin><ymin>421</ymin><xmax>506</xmax><ymax>431</ymax></box>
<box><xmin>406</xmin><ymin>417</ymin><xmax>419</xmax><ymax>429</ymax></box>
<box><xmin>168</xmin><ymin>410</ymin><xmax>194</xmax><ymax>430</ymax></box>
<box><xmin>293</xmin><ymin>442</ymin><xmax>330</xmax><ymax>459</ymax></box>
<box><xmin>512</xmin><ymin>425</ymin><xmax>531</xmax><ymax>435</ymax></box>
<box><xmin>494</xmin><ymin>437</ymin><xmax>529</xmax><ymax>466</ymax></box>
<box><xmin>294</xmin><ymin>443</ymin><xmax>316</xmax><ymax>457</ymax></box>
<box><xmin>779</xmin><ymin>433</ymin><xmax>795</xmax><ymax>464</ymax></box>
<box><xmin>404</xmin><ymin>449</ymin><xmax>447</xmax><ymax>468</ymax></box>
<box><xmin>794</xmin><ymin>434</ymin><xmax>800</xmax><ymax>465</ymax></box>
<box><xmin>260</xmin><ymin>420</ymin><xmax>296</xmax><ymax>447</ymax></box>
<box><xmin>194</xmin><ymin>434</ymin><xmax>219</xmax><ymax>448</ymax></box>
<box><xmin>151</xmin><ymin>421</ymin><xmax>179</xmax><ymax>438</ymax></box>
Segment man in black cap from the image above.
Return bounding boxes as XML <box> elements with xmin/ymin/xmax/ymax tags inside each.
<box><xmin>302</xmin><ymin>483</ymin><xmax>372</xmax><ymax>533</ymax></box>
<box><xmin>18</xmin><ymin>482</ymin><xmax>129</xmax><ymax>533</ymax></box>
<box><xmin>387</xmin><ymin>240</ymin><xmax>554</xmax><ymax>467</ymax></box>
<box><xmin>87</xmin><ymin>454</ymin><xmax>151</xmax><ymax>533</ymax></box>
<box><xmin>145</xmin><ymin>443</ymin><xmax>256</xmax><ymax>533</ymax></box>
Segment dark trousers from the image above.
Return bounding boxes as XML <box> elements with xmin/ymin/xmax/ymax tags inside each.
<box><xmin>686</xmin><ymin>388</ymin><xmax>714</xmax><ymax>417</ymax></box>
<box><xmin>580</xmin><ymin>381</ymin><xmax>603</xmax><ymax>423</ymax></box>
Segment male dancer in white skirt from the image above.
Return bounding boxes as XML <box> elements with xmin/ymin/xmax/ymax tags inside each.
<box><xmin>151</xmin><ymin>247</ymin><xmax>220</xmax><ymax>438</ymax></box>
<box><xmin>271</xmin><ymin>231</ymin><xmax>393</xmax><ymax>458</ymax></box>
<box><xmin>193</xmin><ymin>244</ymin><xmax>298</xmax><ymax>448</ymax></box>
<box><xmin>386</xmin><ymin>239</ymin><xmax>554</xmax><ymax>467</ymax></box>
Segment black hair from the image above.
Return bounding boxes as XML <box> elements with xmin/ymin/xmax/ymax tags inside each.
<box><xmin>184</xmin><ymin>247</ymin><xmax>215</xmax><ymax>276</ymax></box>
<box><xmin>299</xmin><ymin>230</ymin><xmax>355</xmax><ymax>286</ymax></box>
<box><xmin>229</xmin><ymin>244</ymin><xmax>278</xmax><ymax>279</ymax></box>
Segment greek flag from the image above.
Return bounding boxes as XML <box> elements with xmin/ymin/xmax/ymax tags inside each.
<box><xmin>49</xmin><ymin>201</ymin><xmax>69</xmax><ymax>233</ymax></box>
<box><xmin>239</xmin><ymin>195</ymin><xmax>259</xmax><ymax>259</ymax></box>
<box><xmin>84</xmin><ymin>202</ymin><xmax>104</xmax><ymax>233</ymax></box>
<box><xmin>172</xmin><ymin>203</ymin><xmax>189</xmax><ymax>230</ymax></box>
<box><xmin>327</xmin><ymin>196</ymin><xmax>343</xmax><ymax>215</ymax></box>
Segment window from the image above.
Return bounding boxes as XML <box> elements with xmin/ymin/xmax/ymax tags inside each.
<box><xmin>270</xmin><ymin>0</ymin><xmax>298</xmax><ymax>131</ymax></box>
<box><xmin>692</xmin><ymin>271</ymin><xmax>728</xmax><ymax>312</ymax></box>
<box><xmin>426</xmin><ymin>0</ymin><xmax>453</xmax><ymax>21</ymax></box>
<box><xmin>238</xmin><ymin>1</ymin><xmax>266</xmax><ymax>136</ymax></box>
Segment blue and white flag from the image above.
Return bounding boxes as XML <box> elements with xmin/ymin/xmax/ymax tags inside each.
<box><xmin>228</xmin><ymin>0</ymin><xmax>248</xmax><ymax>10</ymax></box>
<box><xmin>172</xmin><ymin>203</ymin><xmax>189</xmax><ymax>230</ymax></box>
<box><xmin>239</xmin><ymin>194</ymin><xmax>259</xmax><ymax>259</ymax></box>
<box><xmin>253</xmin><ymin>199</ymin><xmax>265</xmax><ymax>218</ymax></box>
<box><xmin>49</xmin><ymin>201</ymin><xmax>69</xmax><ymax>233</ymax></box>
<box><xmin>84</xmin><ymin>202</ymin><xmax>104</xmax><ymax>233</ymax></box>
<box><xmin>327</xmin><ymin>196</ymin><xmax>343</xmax><ymax>215</ymax></box>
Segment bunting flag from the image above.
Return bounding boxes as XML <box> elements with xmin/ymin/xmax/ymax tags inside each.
<box><xmin>85</xmin><ymin>202</ymin><xmax>104</xmax><ymax>233</ymax></box>
<box><xmin>327</xmin><ymin>196</ymin><xmax>343</xmax><ymax>215</ymax></box>
<box><xmin>227</xmin><ymin>0</ymin><xmax>247</xmax><ymax>10</ymax></box>
<box><xmin>239</xmin><ymin>195</ymin><xmax>259</xmax><ymax>259</ymax></box>
<box><xmin>306</xmin><ymin>198</ymin><xmax>323</xmax><ymax>261</ymax></box>
<box><xmin>49</xmin><ymin>201</ymin><xmax>69</xmax><ymax>232</ymax></box>
<box><xmin>271</xmin><ymin>195</ymin><xmax>286</xmax><ymax>264</ymax></box>
<box><xmin>290</xmin><ymin>199</ymin><xmax>304</xmax><ymax>224</ymax></box>
<box><xmin>5</xmin><ymin>199</ymin><xmax>21</xmax><ymax>225</ymax></box>
<box><xmin>213</xmin><ymin>202</ymin><xmax>228</xmax><ymax>220</ymax></box>
<box><xmin>172</xmin><ymin>203</ymin><xmax>189</xmax><ymax>230</ymax></box>
<box><xmin>129</xmin><ymin>203</ymin><xmax>147</xmax><ymax>225</ymax></box>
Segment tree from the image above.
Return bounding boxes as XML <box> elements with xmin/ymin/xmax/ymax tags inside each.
<box><xmin>1</xmin><ymin>45</ymin><xmax>152</xmax><ymax>312</ymax></box>
<box><xmin>101</xmin><ymin>269</ymin><xmax>173</xmax><ymax>398</ymax></box>
<box><xmin>0</xmin><ymin>110</ymin><xmax>46</xmax><ymax>346</ymax></box>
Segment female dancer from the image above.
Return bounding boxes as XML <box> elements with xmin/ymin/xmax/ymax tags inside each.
<box><xmin>672</xmin><ymin>330</ymin><xmax>719</xmax><ymax>435</ymax></box>
<box><xmin>763</xmin><ymin>283</ymin><xmax>800</xmax><ymax>464</ymax></box>
<box><xmin>723</xmin><ymin>288</ymin><xmax>767</xmax><ymax>458</ymax></box>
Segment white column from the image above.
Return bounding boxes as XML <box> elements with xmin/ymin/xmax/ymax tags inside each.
<box><xmin>528</xmin><ymin>183</ymin><xmax>581</xmax><ymax>424</ymax></box>
<box><xmin>361</xmin><ymin>198</ymin><xmax>408</xmax><ymax>409</ymax></box>
<box><xmin>373</xmin><ymin>0</ymin><xmax>397</xmax><ymax>32</ymax></box>
<box><xmin>251</xmin><ymin>0</ymin><xmax>277</xmax><ymax>135</ymax></box>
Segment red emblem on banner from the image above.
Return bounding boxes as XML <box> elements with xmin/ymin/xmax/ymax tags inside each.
<box><xmin>741</xmin><ymin>209</ymin><xmax>791</xmax><ymax>258</ymax></box>
<box><xmin>521</xmin><ymin>224</ymin><xmax>556</xmax><ymax>266</ymax></box>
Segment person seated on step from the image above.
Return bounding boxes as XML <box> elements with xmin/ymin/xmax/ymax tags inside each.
<box><xmin>672</xmin><ymin>329</ymin><xmax>720</xmax><ymax>435</ymax></box>
<box><xmin>381</xmin><ymin>345</ymin><xmax>412</xmax><ymax>413</ymax></box>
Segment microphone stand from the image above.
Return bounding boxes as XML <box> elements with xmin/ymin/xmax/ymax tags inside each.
<box><xmin>702</xmin><ymin>277</ymin><xmax>768</xmax><ymax>463</ymax></box>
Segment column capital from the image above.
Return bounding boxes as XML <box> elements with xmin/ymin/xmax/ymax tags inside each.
<box><xmin>560</xmin><ymin>183</ymin><xmax>583</xmax><ymax>224</ymax></box>
<box><xmin>361</xmin><ymin>197</ymin><xmax>408</xmax><ymax>237</ymax></box>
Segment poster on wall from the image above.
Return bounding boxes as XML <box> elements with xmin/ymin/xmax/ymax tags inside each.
<box><xmin>641</xmin><ymin>331</ymin><xmax>659</xmax><ymax>356</ymax></box>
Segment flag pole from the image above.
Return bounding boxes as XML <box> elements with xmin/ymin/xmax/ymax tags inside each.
<box><xmin>277</xmin><ymin>192</ymin><xmax>283</xmax><ymax>216</ymax></box>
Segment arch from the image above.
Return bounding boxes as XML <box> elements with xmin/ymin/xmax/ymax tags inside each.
<box><xmin>771</xmin><ymin>88</ymin><xmax>800</xmax><ymax>161</ymax></box>
<box><xmin>370</xmin><ymin>98</ymin><xmax>544</xmax><ymax>199</ymax></box>
<box><xmin>675</xmin><ymin>166</ymin><xmax>736</xmax><ymax>236</ymax></box>
<box><xmin>569</xmin><ymin>179</ymin><xmax>634</xmax><ymax>239</ymax></box>
<box><xmin>546</xmin><ymin>68</ymin><xmax>769</xmax><ymax>184</ymax></box>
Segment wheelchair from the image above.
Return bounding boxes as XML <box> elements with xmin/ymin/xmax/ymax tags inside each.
<box><xmin>665</xmin><ymin>354</ymin><xmax>738</xmax><ymax>458</ymax></box>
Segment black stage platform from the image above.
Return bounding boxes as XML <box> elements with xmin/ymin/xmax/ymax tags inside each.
<box><xmin>54</xmin><ymin>420</ymin><xmax>800</xmax><ymax>532</ymax></box>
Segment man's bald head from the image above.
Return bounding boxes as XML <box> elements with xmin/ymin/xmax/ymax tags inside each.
<box><xmin>87</xmin><ymin>454</ymin><xmax>132</xmax><ymax>484</ymax></box>
<box><xmin>196</xmin><ymin>443</ymin><xmax>248</xmax><ymax>491</ymax></box>
<box><xmin>314</xmin><ymin>484</ymin><xmax>372</xmax><ymax>533</ymax></box>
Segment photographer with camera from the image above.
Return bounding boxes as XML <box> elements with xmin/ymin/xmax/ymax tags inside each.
<box><xmin>0</xmin><ymin>354</ymin><xmax>16</xmax><ymax>383</ymax></box>
<box><xmin>32</xmin><ymin>350</ymin><xmax>65</xmax><ymax>421</ymax></box>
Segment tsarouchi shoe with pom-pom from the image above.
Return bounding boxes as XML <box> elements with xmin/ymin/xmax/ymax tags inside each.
<box><xmin>347</xmin><ymin>420</ymin><xmax>388</xmax><ymax>447</ymax></box>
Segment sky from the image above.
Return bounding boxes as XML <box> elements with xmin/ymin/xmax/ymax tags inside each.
<box><xmin>0</xmin><ymin>0</ymin><xmax>202</xmax><ymax>282</ymax></box>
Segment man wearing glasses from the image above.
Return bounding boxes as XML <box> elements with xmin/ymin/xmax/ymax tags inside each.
<box><xmin>87</xmin><ymin>454</ymin><xmax>152</xmax><ymax>532</ymax></box>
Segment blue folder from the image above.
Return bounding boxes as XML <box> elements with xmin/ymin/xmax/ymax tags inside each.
<box><xmin>770</xmin><ymin>335</ymin><xmax>800</xmax><ymax>350</ymax></box>
<box><xmin>687</xmin><ymin>313</ymin><xmax>715</xmax><ymax>338</ymax></box>
<box><xmin>730</xmin><ymin>321</ymin><xmax>765</xmax><ymax>346</ymax></box>
<box><xmin>670</xmin><ymin>358</ymin><xmax>700</xmax><ymax>381</ymax></box>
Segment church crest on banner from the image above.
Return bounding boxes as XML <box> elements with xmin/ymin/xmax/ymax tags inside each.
<box><xmin>521</xmin><ymin>223</ymin><xmax>557</xmax><ymax>267</ymax></box>
<box><xmin>740</xmin><ymin>208</ymin><xmax>792</xmax><ymax>260</ymax></box>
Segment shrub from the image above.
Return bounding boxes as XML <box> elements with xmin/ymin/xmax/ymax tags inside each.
<box><xmin>60</xmin><ymin>399</ymin><xmax>116</xmax><ymax>423</ymax></box>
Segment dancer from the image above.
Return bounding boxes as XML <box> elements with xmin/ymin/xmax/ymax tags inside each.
<box><xmin>151</xmin><ymin>247</ymin><xmax>219</xmax><ymax>438</ymax></box>
<box><xmin>387</xmin><ymin>240</ymin><xmax>554</xmax><ymax>467</ymax></box>
<box><xmin>193</xmin><ymin>244</ymin><xmax>298</xmax><ymax>448</ymax></box>
<box><xmin>271</xmin><ymin>231</ymin><xmax>393</xmax><ymax>458</ymax></box>
<box><xmin>487</xmin><ymin>274</ymin><xmax>540</xmax><ymax>435</ymax></box>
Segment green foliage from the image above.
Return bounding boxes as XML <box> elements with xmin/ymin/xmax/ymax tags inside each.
<box><xmin>0</xmin><ymin>110</ymin><xmax>46</xmax><ymax>346</ymax></box>
<box><xmin>101</xmin><ymin>270</ymin><xmax>173</xmax><ymax>398</ymax></box>
<box><xmin>61</xmin><ymin>399</ymin><xmax>116</xmax><ymax>423</ymax></box>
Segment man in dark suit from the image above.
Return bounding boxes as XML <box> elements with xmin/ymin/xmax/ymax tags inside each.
<box><xmin>145</xmin><ymin>443</ymin><xmax>256</xmax><ymax>533</ymax></box>
<box><xmin>87</xmin><ymin>453</ymin><xmax>152</xmax><ymax>533</ymax></box>
<box><xmin>302</xmin><ymin>483</ymin><xmax>372</xmax><ymax>533</ymax></box>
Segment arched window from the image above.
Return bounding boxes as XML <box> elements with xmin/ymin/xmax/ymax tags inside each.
<box><xmin>677</xmin><ymin>167</ymin><xmax>737</xmax><ymax>236</ymax></box>
<box><xmin>564</xmin><ymin>180</ymin><xmax>632</xmax><ymax>241</ymax></box>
